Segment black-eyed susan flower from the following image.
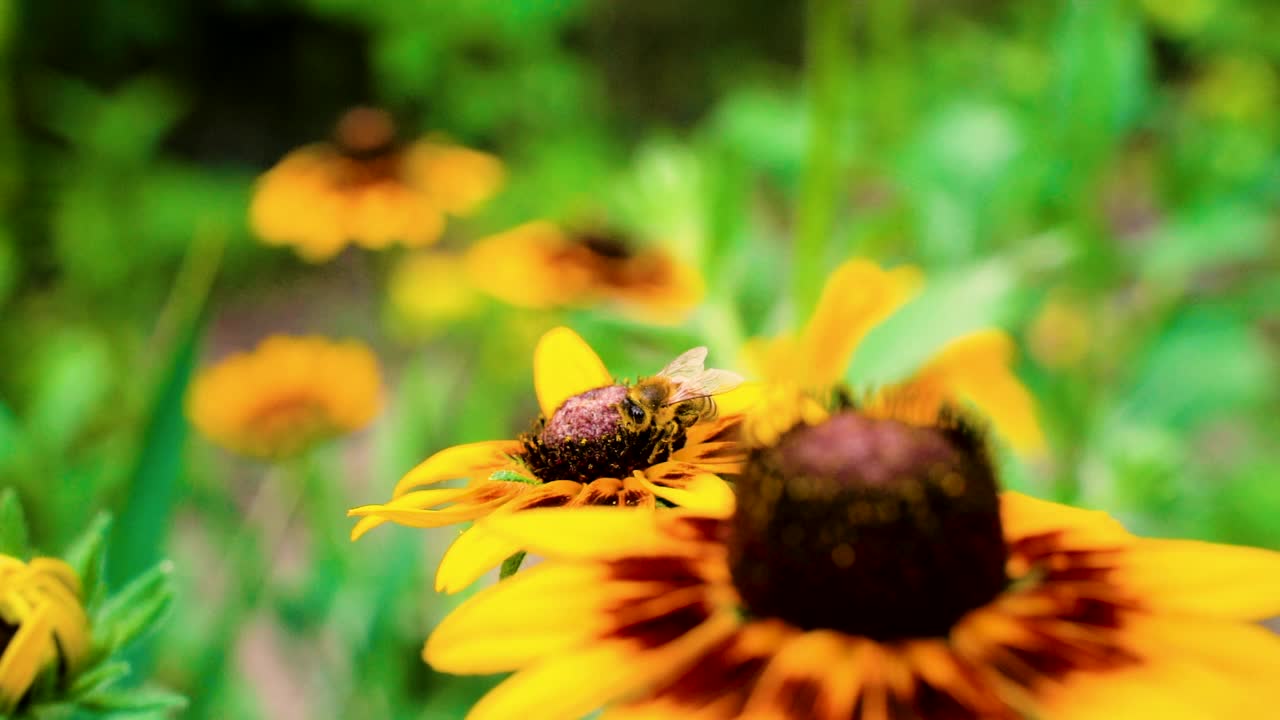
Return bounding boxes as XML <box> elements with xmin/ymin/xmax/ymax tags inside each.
<box><xmin>0</xmin><ymin>556</ymin><xmax>90</xmax><ymax>714</ymax></box>
<box><xmin>250</xmin><ymin>107</ymin><xmax>504</xmax><ymax>262</ymax></box>
<box><xmin>426</xmin><ymin>478</ymin><xmax>1280</xmax><ymax>719</ymax></box>
<box><xmin>464</xmin><ymin>221</ymin><xmax>705</xmax><ymax>325</ymax></box>
<box><xmin>187</xmin><ymin>335</ymin><xmax>382</xmax><ymax>459</ymax></box>
<box><xmin>420</xmin><ymin>271</ymin><xmax>1280</xmax><ymax>718</ymax></box>
<box><xmin>348</xmin><ymin>326</ymin><xmax>752</xmax><ymax>593</ymax></box>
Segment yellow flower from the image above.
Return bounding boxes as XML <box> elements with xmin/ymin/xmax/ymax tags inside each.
<box><xmin>386</xmin><ymin>251</ymin><xmax>481</xmax><ymax>336</ymax></box>
<box><xmin>187</xmin><ymin>335</ymin><xmax>383</xmax><ymax>459</ymax></box>
<box><xmin>464</xmin><ymin>221</ymin><xmax>705</xmax><ymax>325</ymax></box>
<box><xmin>249</xmin><ymin>107</ymin><xmax>504</xmax><ymax>262</ymax></box>
<box><xmin>744</xmin><ymin>258</ymin><xmax>1044</xmax><ymax>454</ymax></box>
<box><xmin>0</xmin><ymin>556</ymin><xmax>91</xmax><ymax>713</ymax></box>
<box><xmin>348</xmin><ymin>326</ymin><xmax>752</xmax><ymax>593</ymax></box>
<box><xmin>427</xmin><ymin>493</ymin><xmax>1280</xmax><ymax>719</ymax></box>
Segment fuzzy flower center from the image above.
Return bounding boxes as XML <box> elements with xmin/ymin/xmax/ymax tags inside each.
<box><xmin>519</xmin><ymin>384</ymin><xmax>686</xmax><ymax>484</ymax></box>
<box><xmin>729</xmin><ymin>411</ymin><xmax>1007</xmax><ymax>640</ymax></box>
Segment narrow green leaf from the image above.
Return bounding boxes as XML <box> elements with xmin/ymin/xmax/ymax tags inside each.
<box><xmin>95</xmin><ymin>561</ymin><xmax>175</xmax><ymax>654</ymax></box>
<box><xmin>68</xmin><ymin>661</ymin><xmax>131</xmax><ymax>698</ymax></box>
<box><xmin>61</xmin><ymin>513</ymin><xmax>111</xmax><ymax>610</ymax></box>
<box><xmin>0</xmin><ymin>487</ymin><xmax>28</xmax><ymax>557</ymax></box>
<box><xmin>78</xmin><ymin>686</ymin><xmax>188</xmax><ymax>714</ymax></box>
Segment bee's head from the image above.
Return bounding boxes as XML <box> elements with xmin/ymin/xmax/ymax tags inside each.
<box><xmin>622</xmin><ymin>395</ymin><xmax>650</xmax><ymax>425</ymax></box>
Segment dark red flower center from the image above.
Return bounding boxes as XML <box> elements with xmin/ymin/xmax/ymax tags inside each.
<box><xmin>519</xmin><ymin>384</ymin><xmax>687</xmax><ymax>484</ymax></box>
<box><xmin>729</xmin><ymin>411</ymin><xmax>1007</xmax><ymax>640</ymax></box>
<box><xmin>333</xmin><ymin>106</ymin><xmax>399</xmax><ymax>161</ymax></box>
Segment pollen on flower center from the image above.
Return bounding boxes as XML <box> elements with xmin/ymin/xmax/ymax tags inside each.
<box><xmin>729</xmin><ymin>411</ymin><xmax>1007</xmax><ymax>640</ymax></box>
<box><xmin>519</xmin><ymin>384</ymin><xmax>686</xmax><ymax>484</ymax></box>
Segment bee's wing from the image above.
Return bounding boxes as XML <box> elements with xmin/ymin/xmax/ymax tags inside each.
<box><xmin>665</xmin><ymin>368</ymin><xmax>745</xmax><ymax>404</ymax></box>
<box><xmin>657</xmin><ymin>346</ymin><xmax>709</xmax><ymax>379</ymax></box>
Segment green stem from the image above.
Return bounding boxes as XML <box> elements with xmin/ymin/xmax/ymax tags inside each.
<box><xmin>794</xmin><ymin>0</ymin><xmax>853</xmax><ymax>323</ymax></box>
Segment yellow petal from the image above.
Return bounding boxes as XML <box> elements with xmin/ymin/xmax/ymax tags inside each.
<box><xmin>712</xmin><ymin>382</ymin><xmax>765</xmax><ymax>417</ymax></box>
<box><xmin>478</xmin><ymin>507</ymin><xmax>693</xmax><ymax>560</ymax></box>
<box><xmin>350</xmin><ymin>482</ymin><xmax>525</xmax><ymax>531</ymax></box>
<box><xmin>434</xmin><ymin>526</ymin><xmax>525</xmax><ymax>594</ymax></box>
<box><xmin>999</xmin><ymin>492</ymin><xmax>1131</xmax><ymax>548</ymax></box>
<box><xmin>425</xmin><ymin>562</ymin><xmax>619</xmax><ymax>674</ymax></box>
<box><xmin>392</xmin><ymin>440</ymin><xmax>523</xmax><ymax>497</ymax></box>
<box><xmin>464</xmin><ymin>613</ymin><xmax>739</xmax><ymax>720</ymax></box>
<box><xmin>637</xmin><ymin>471</ymin><xmax>736</xmax><ymax>518</ymax></box>
<box><xmin>349</xmin><ymin>488</ymin><xmax>475</xmax><ymax>540</ymax></box>
<box><xmin>909</xmin><ymin>330</ymin><xmax>1045</xmax><ymax>454</ymax></box>
<box><xmin>1117</xmin><ymin>539</ymin><xmax>1280</xmax><ymax>619</ymax></box>
<box><xmin>801</xmin><ymin>260</ymin><xmax>923</xmax><ymax>387</ymax></box>
<box><xmin>741</xmin><ymin>630</ymin><xmax>862</xmax><ymax>719</ymax></box>
<box><xmin>1040</xmin><ymin>617</ymin><xmax>1280</xmax><ymax>720</ymax></box>
<box><xmin>0</xmin><ymin>603</ymin><xmax>54</xmax><ymax>712</ymax></box>
<box><xmin>533</xmin><ymin>326</ymin><xmax>612</xmax><ymax>418</ymax></box>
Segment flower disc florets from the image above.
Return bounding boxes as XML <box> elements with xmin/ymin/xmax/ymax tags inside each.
<box><xmin>730</xmin><ymin>410</ymin><xmax>1007</xmax><ymax>640</ymax></box>
<box><xmin>520</xmin><ymin>384</ymin><xmax>687</xmax><ymax>484</ymax></box>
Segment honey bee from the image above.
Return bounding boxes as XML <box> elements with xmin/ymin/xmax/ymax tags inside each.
<box><xmin>620</xmin><ymin>346</ymin><xmax>744</xmax><ymax>433</ymax></box>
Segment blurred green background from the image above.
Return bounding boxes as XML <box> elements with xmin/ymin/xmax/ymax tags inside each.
<box><xmin>1</xmin><ymin>0</ymin><xmax>1278</xmax><ymax>717</ymax></box>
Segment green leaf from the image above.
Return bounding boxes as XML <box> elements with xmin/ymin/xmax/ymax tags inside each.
<box><xmin>488</xmin><ymin>469</ymin><xmax>537</xmax><ymax>485</ymax></box>
<box><xmin>68</xmin><ymin>661</ymin><xmax>131</xmax><ymax>699</ymax></box>
<box><xmin>499</xmin><ymin>551</ymin><xmax>527</xmax><ymax>579</ymax></box>
<box><xmin>77</xmin><ymin>686</ymin><xmax>188</xmax><ymax>715</ymax></box>
<box><xmin>95</xmin><ymin>561</ymin><xmax>175</xmax><ymax>654</ymax></box>
<box><xmin>62</xmin><ymin>513</ymin><xmax>112</xmax><ymax>610</ymax></box>
<box><xmin>0</xmin><ymin>487</ymin><xmax>28</xmax><ymax>557</ymax></box>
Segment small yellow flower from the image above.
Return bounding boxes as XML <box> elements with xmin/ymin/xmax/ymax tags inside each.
<box><xmin>187</xmin><ymin>335</ymin><xmax>383</xmax><ymax>459</ymax></box>
<box><xmin>349</xmin><ymin>326</ymin><xmax>752</xmax><ymax>593</ymax></box>
<box><xmin>249</xmin><ymin>107</ymin><xmax>504</xmax><ymax>262</ymax></box>
<box><xmin>1028</xmin><ymin>292</ymin><xmax>1093</xmax><ymax>369</ymax></box>
<box><xmin>0</xmin><ymin>556</ymin><xmax>91</xmax><ymax>713</ymax></box>
<box><xmin>386</xmin><ymin>251</ymin><xmax>481</xmax><ymax>336</ymax></box>
<box><xmin>464</xmin><ymin>221</ymin><xmax>705</xmax><ymax>325</ymax></box>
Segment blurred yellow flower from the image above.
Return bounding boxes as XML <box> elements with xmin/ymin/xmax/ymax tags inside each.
<box><xmin>187</xmin><ymin>335</ymin><xmax>383</xmax><ymax>459</ymax></box>
<box><xmin>464</xmin><ymin>221</ymin><xmax>704</xmax><ymax>325</ymax></box>
<box><xmin>1190</xmin><ymin>55</ymin><xmax>1277</xmax><ymax>124</ymax></box>
<box><xmin>744</xmin><ymin>259</ymin><xmax>1043</xmax><ymax>454</ymax></box>
<box><xmin>386</xmin><ymin>251</ymin><xmax>481</xmax><ymax>336</ymax></box>
<box><xmin>1029</xmin><ymin>293</ymin><xmax>1093</xmax><ymax>369</ymax></box>
<box><xmin>249</xmin><ymin>107</ymin><xmax>505</xmax><ymax>262</ymax></box>
<box><xmin>0</xmin><ymin>556</ymin><xmax>90</xmax><ymax>713</ymax></box>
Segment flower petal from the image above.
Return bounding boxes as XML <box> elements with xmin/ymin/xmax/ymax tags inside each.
<box><xmin>464</xmin><ymin>613</ymin><xmax>739</xmax><ymax>720</ymax></box>
<box><xmin>801</xmin><ymin>260</ymin><xmax>923</xmax><ymax>388</ymax></box>
<box><xmin>533</xmin><ymin>326</ymin><xmax>613</xmax><ymax>418</ymax></box>
<box><xmin>391</xmin><ymin>440</ymin><xmax>523</xmax><ymax>497</ymax></box>
<box><xmin>350</xmin><ymin>482</ymin><xmax>525</xmax><ymax>532</ymax></box>
<box><xmin>478</xmin><ymin>507</ymin><xmax>697</xmax><ymax>560</ymax></box>
<box><xmin>1039</xmin><ymin>617</ymin><xmax>1280</xmax><ymax>720</ymax></box>
<box><xmin>709</xmin><ymin>383</ymin><xmax>764</xmax><ymax>419</ymax></box>
<box><xmin>638</xmin><ymin>469</ymin><xmax>736</xmax><ymax>517</ymax></box>
<box><xmin>425</xmin><ymin>562</ymin><xmax>622</xmax><ymax>674</ymax></box>
<box><xmin>1116</xmin><ymin>539</ymin><xmax>1280</xmax><ymax>620</ymax></box>
<box><xmin>998</xmin><ymin>492</ymin><xmax>1131</xmax><ymax>548</ymax></box>
<box><xmin>434</xmin><ymin>526</ymin><xmax>524</xmax><ymax>595</ymax></box>
<box><xmin>0</xmin><ymin>602</ymin><xmax>54</xmax><ymax>712</ymax></box>
<box><xmin>433</xmin><ymin>481</ymin><xmax>584</xmax><ymax>594</ymax></box>
<box><xmin>907</xmin><ymin>330</ymin><xmax>1045</xmax><ymax>455</ymax></box>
